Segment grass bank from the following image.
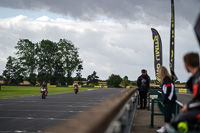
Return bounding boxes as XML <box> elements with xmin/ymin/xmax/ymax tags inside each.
<box><xmin>0</xmin><ymin>86</ymin><xmax>98</xmax><ymax>98</ymax></box>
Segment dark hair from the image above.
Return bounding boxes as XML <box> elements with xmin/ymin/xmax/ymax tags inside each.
<box><xmin>141</xmin><ymin>69</ymin><xmax>146</xmax><ymax>73</ymax></box>
<box><xmin>184</xmin><ymin>53</ymin><xmax>199</xmax><ymax>67</ymax></box>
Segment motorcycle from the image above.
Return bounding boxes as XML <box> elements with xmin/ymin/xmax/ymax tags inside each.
<box><xmin>74</xmin><ymin>88</ymin><xmax>78</xmax><ymax>94</ymax></box>
<box><xmin>74</xmin><ymin>84</ymin><xmax>79</xmax><ymax>94</ymax></box>
<box><xmin>40</xmin><ymin>87</ymin><xmax>47</xmax><ymax>99</ymax></box>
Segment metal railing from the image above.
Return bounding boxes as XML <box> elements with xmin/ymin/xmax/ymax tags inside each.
<box><xmin>157</xmin><ymin>91</ymin><xmax>184</xmax><ymax>116</ymax></box>
<box><xmin>46</xmin><ymin>87</ymin><xmax>139</xmax><ymax>133</ymax></box>
<box><xmin>149</xmin><ymin>89</ymin><xmax>184</xmax><ymax>127</ymax></box>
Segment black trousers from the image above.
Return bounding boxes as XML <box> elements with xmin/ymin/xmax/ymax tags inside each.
<box><xmin>139</xmin><ymin>91</ymin><xmax>147</xmax><ymax>109</ymax></box>
<box><xmin>164</xmin><ymin>102</ymin><xmax>174</xmax><ymax>123</ymax></box>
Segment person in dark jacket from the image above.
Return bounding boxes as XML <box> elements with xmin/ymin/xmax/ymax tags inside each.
<box><xmin>168</xmin><ymin>53</ymin><xmax>200</xmax><ymax>132</ymax></box>
<box><xmin>145</xmin><ymin>70</ymin><xmax>150</xmax><ymax>108</ymax></box>
<box><xmin>145</xmin><ymin>70</ymin><xmax>151</xmax><ymax>92</ymax></box>
<box><xmin>157</xmin><ymin>66</ymin><xmax>177</xmax><ymax>133</ymax></box>
<box><xmin>137</xmin><ymin>69</ymin><xmax>149</xmax><ymax>109</ymax></box>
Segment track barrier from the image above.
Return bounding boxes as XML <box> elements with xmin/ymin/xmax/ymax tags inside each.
<box><xmin>47</xmin><ymin>87</ymin><xmax>138</xmax><ymax>133</ymax></box>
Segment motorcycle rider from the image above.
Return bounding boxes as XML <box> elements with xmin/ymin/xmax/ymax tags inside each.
<box><xmin>74</xmin><ymin>84</ymin><xmax>79</xmax><ymax>94</ymax></box>
<box><xmin>41</xmin><ymin>82</ymin><xmax>48</xmax><ymax>95</ymax></box>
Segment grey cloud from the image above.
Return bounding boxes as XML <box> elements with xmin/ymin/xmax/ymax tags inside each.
<box><xmin>0</xmin><ymin>0</ymin><xmax>199</xmax><ymax>25</ymax></box>
<box><xmin>0</xmin><ymin>15</ymin><xmax>156</xmax><ymax>81</ymax></box>
<box><xmin>0</xmin><ymin>10</ymin><xmax>199</xmax><ymax>82</ymax></box>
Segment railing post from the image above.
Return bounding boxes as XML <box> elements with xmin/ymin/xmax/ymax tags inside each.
<box><xmin>176</xmin><ymin>103</ymin><xmax>178</xmax><ymax>115</ymax></box>
<box><xmin>151</xmin><ymin>98</ymin><xmax>154</xmax><ymax>127</ymax></box>
<box><xmin>148</xmin><ymin>92</ymin><xmax>150</xmax><ymax>110</ymax></box>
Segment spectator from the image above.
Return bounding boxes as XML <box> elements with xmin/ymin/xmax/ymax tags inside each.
<box><xmin>157</xmin><ymin>66</ymin><xmax>177</xmax><ymax>133</ymax></box>
<box><xmin>145</xmin><ymin>70</ymin><xmax>150</xmax><ymax>92</ymax></box>
<box><xmin>168</xmin><ymin>53</ymin><xmax>200</xmax><ymax>132</ymax></box>
<box><xmin>137</xmin><ymin>69</ymin><xmax>149</xmax><ymax>109</ymax></box>
<box><xmin>145</xmin><ymin>70</ymin><xmax>150</xmax><ymax>108</ymax></box>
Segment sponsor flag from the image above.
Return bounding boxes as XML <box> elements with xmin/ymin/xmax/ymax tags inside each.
<box><xmin>151</xmin><ymin>28</ymin><xmax>162</xmax><ymax>84</ymax></box>
<box><xmin>169</xmin><ymin>0</ymin><xmax>178</xmax><ymax>82</ymax></box>
<box><xmin>194</xmin><ymin>14</ymin><xmax>200</xmax><ymax>45</ymax></box>
<box><xmin>169</xmin><ymin>0</ymin><xmax>175</xmax><ymax>72</ymax></box>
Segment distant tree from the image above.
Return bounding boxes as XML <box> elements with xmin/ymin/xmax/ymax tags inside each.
<box><xmin>175</xmin><ymin>81</ymin><xmax>181</xmax><ymax>84</ymax></box>
<box><xmin>57</xmin><ymin>39</ymin><xmax>82</xmax><ymax>85</ymax></box>
<box><xmin>180</xmin><ymin>82</ymin><xmax>186</xmax><ymax>84</ymax></box>
<box><xmin>0</xmin><ymin>75</ymin><xmax>3</xmax><ymax>80</ymax></box>
<box><xmin>66</xmin><ymin>77</ymin><xmax>73</xmax><ymax>85</ymax></box>
<box><xmin>37</xmin><ymin>40</ymin><xmax>58</xmax><ymax>84</ymax></box>
<box><xmin>53</xmin><ymin>62</ymin><xmax>66</xmax><ymax>85</ymax></box>
<box><xmin>3</xmin><ymin>56</ymin><xmax>24</xmax><ymax>84</ymax></box>
<box><xmin>130</xmin><ymin>80</ymin><xmax>137</xmax><ymax>86</ymax></box>
<box><xmin>37</xmin><ymin>39</ymin><xmax>82</xmax><ymax>85</ymax></box>
<box><xmin>82</xmin><ymin>78</ymin><xmax>87</xmax><ymax>81</ymax></box>
<box><xmin>87</xmin><ymin>71</ymin><xmax>99</xmax><ymax>85</ymax></box>
<box><xmin>76</xmin><ymin>64</ymin><xmax>83</xmax><ymax>81</ymax></box>
<box><xmin>2</xmin><ymin>39</ymin><xmax>82</xmax><ymax>85</ymax></box>
<box><xmin>150</xmin><ymin>79</ymin><xmax>156</xmax><ymax>83</ymax></box>
<box><xmin>107</xmin><ymin>74</ymin><xmax>122</xmax><ymax>88</ymax></box>
<box><xmin>121</xmin><ymin>76</ymin><xmax>130</xmax><ymax>88</ymax></box>
<box><xmin>15</xmin><ymin>39</ymin><xmax>38</xmax><ymax>85</ymax></box>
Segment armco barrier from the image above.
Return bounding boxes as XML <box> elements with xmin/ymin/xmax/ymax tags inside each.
<box><xmin>46</xmin><ymin>87</ymin><xmax>138</xmax><ymax>133</ymax></box>
<box><xmin>56</xmin><ymin>85</ymin><xmax>68</xmax><ymax>87</ymax></box>
<box><xmin>108</xmin><ymin>85</ymin><xmax>115</xmax><ymax>88</ymax></box>
<box><xmin>68</xmin><ymin>85</ymin><xmax>82</xmax><ymax>88</ymax></box>
<box><xmin>175</xmin><ymin>88</ymin><xmax>191</xmax><ymax>94</ymax></box>
<box><xmin>94</xmin><ymin>85</ymin><xmax>108</xmax><ymax>88</ymax></box>
<box><xmin>47</xmin><ymin>85</ymin><xmax>56</xmax><ymax>87</ymax></box>
<box><xmin>81</xmin><ymin>85</ymin><xmax>94</xmax><ymax>88</ymax></box>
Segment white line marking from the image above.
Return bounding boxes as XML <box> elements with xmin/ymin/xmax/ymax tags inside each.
<box><xmin>15</xmin><ymin>130</ymin><xmax>26</xmax><ymax>133</ymax></box>
<box><xmin>0</xmin><ymin>116</ymin><xmax>72</xmax><ymax>121</ymax></box>
<box><xmin>87</xmin><ymin>89</ymin><xmax>95</xmax><ymax>91</ymax></box>
<box><xmin>0</xmin><ymin>130</ymin><xmax>52</xmax><ymax>133</ymax></box>
<box><xmin>0</xmin><ymin>109</ymin><xmax>84</xmax><ymax>113</ymax></box>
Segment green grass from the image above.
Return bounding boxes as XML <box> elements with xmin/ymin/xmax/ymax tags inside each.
<box><xmin>0</xmin><ymin>86</ymin><xmax>98</xmax><ymax>98</ymax></box>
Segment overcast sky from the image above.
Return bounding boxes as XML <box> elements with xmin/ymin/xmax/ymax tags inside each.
<box><xmin>0</xmin><ymin>0</ymin><xmax>199</xmax><ymax>82</ymax></box>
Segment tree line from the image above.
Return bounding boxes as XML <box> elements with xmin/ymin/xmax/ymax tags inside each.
<box><xmin>1</xmin><ymin>37</ymin><xmax>184</xmax><ymax>87</ymax></box>
<box><xmin>1</xmin><ymin>39</ymin><xmax>134</xmax><ymax>87</ymax></box>
<box><xmin>2</xmin><ymin>39</ymin><xmax>82</xmax><ymax>85</ymax></box>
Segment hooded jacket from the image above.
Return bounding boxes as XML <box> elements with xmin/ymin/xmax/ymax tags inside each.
<box><xmin>137</xmin><ymin>74</ymin><xmax>149</xmax><ymax>92</ymax></box>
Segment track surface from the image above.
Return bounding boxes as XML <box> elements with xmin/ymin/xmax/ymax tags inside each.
<box><xmin>0</xmin><ymin>88</ymin><xmax>124</xmax><ymax>133</ymax></box>
<box><xmin>177</xmin><ymin>93</ymin><xmax>192</xmax><ymax>104</ymax></box>
<box><xmin>0</xmin><ymin>88</ymin><xmax>194</xmax><ymax>133</ymax></box>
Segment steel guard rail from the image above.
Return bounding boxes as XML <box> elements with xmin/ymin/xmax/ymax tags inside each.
<box><xmin>47</xmin><ymin>87</ymin><xmax>138</xmax><ymax>133</ymax></box>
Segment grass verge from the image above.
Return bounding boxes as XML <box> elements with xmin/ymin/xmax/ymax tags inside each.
<box><xmin>0</xmin><ymin>86</ymin><xmax>99</xmax><ymax>98</ymax></box>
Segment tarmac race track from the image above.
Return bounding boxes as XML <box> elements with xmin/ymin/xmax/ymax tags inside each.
<box><xmin>176</xmin><ymin>93</ymin><xmax>193</xmax><ymax>104</ymax></box>
<box><xmin>0</xmin><ymin>88</ymin><xmax>124</xmax><ymax>133</ymax></box>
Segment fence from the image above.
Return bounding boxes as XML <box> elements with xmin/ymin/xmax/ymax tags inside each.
<box><xmin>149</xmin><ymin>88</ymin><xmax>200</xmax><ymax>132</ymax></box>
